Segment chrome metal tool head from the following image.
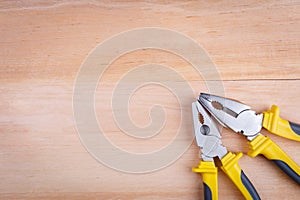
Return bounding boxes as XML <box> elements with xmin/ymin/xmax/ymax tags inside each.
<box><xmin>192</xmin><ymin>101</ymin><xmax>227</xmax><ymax>161</ymax></box>
<box><xmin>199</xmin><ymin>93</ymin><xmax>263</xmax><ymax>140</ymax></box>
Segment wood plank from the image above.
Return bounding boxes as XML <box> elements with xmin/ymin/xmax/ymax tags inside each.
<box><xmin>1</xmin><ymin>0</ymin><xmax>300</xmax><ymax>81</ymax></box>
<box><xmin>1</xmin><ymin>79</ymin><xmax>300</xmax><ymax>199</ymax></box>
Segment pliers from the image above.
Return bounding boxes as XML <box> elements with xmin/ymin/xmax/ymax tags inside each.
<box><xmin>192</xmin><ymin>101</ymin><xmax>261</xmax><ymax>200</ymax></box>
<box><xmin>198</xmin><ymin>93</ymin><xmax>300</xmax><ymax>185</ymax></box>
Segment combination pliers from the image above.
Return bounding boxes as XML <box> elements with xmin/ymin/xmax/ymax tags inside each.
<box><xmin>192</xmin><ymin>101</ymin><xmax>260</xmax><ymax>200</ymax></box>
<box><xmin>199</xmin><ymin>93</ymin><xmax>300</xmax><ymax>185</ymax></box>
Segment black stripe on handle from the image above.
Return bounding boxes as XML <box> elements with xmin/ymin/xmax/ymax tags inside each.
<box><xmin>240</xmin><ymin>171</ymin><xmax>261</xmax><ymax>200</ymax></box>
<box><xmin>203</xmin><ymin>183</ymin><xmax>212</xmax><ymax>200</ymax></box>
<box><xmin>273</xmin><ymin>160</ymin><xmax>300</xmax><ymax>184</ymax></box>
<box><xmin>290</xmin><ymin>121</ymin><xmax>300</xmax><ymax>136</ymax></box>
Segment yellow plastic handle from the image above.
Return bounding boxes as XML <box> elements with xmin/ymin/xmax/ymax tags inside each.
<box><xmin>220</xmin><ymin>152</ymin><xmax>260</xmax><ymax>200</ymax></box>
<box><xmin>193</xmin><ymin>161</ymin><xmax>218</xmax><ymax>200</ymax></box>
<box><xmin>248</xmin><ymin>134</ymin><xmax>300</xmax><ymax>184</ymax></box>
<box><xmin>263</xmin><ymin>105</ymin><xmax>300</xmax><ymax>142</ymax></box>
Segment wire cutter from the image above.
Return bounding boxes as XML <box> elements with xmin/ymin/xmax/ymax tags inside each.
<box><xmin>192</xmin><ymin>101</ymin><xmax>260</xmax><ymax>200</ymax></box>
<box><xmin>199</xmin><ymin>93</ymin><xmax>300</xmax><ymax>185</ymax></box>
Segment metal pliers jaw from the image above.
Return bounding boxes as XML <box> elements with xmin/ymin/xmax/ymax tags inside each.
<box><xmin>199</xmin><ymin>93</ymin><xmax>263</xmax><ymax>141</ymax></box>
<box><xmin>199</xmin><ymin>93</ymin><xmax>300</xmax><ymax>185</ymax></box>
<box><xmin>192</xmin><ymin>101</ymin><xmax>227</xmax><ymax>162</ymax></box>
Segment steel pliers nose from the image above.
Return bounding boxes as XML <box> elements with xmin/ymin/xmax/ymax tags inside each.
<box><xmin>199</xmin><ymin>93</ymin><xmax>300</xmax><ymax>185</ymax></box>
<box><xmin>192</xmin><ymin>101</ymin><xmax>260</xmax><ymax>200</ymax></box>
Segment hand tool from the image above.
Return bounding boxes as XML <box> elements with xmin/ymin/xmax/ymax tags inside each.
<box><xmin>199</xmin><ymin>93</ymin><xmax>300</xmax><ymax>185</ymax></box>
<box><xmin>192</xmin><ymin>101</ymin><xmax>260</xmax><ymax>200</ymax></box>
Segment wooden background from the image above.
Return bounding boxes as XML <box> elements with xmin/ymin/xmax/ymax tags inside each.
<box><xmin>1</xmin><ymin>0</ymin><xmax>300</xmax><ymax>199</ymax></box>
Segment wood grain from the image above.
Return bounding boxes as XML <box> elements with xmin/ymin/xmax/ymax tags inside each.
<box><xmin>1</xmin><ymin>1</ymin><xmax>300</xmax><ymax>199</ymax></box>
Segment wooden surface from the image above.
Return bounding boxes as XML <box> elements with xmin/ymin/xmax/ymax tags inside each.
<box><xmin>1</xmin><ymin>0</ymin><xmax>300</xmax><ymax>199</ymax></box>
